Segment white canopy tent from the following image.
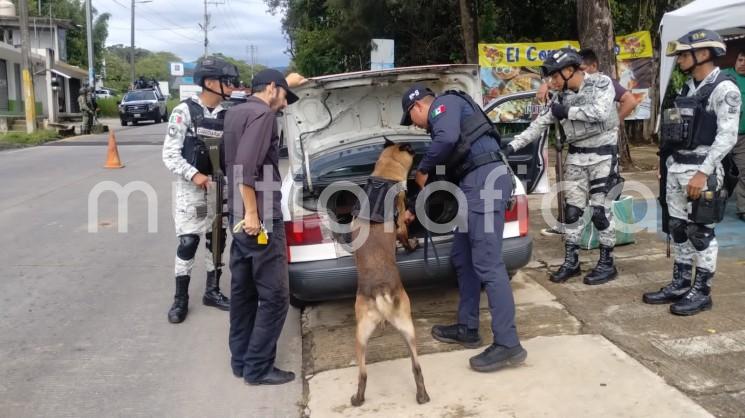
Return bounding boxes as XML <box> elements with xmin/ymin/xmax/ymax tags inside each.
<box><xmin>659</xmin><ymin>0</ymin><xmax>745</xmax><ymax>100</ymax></box>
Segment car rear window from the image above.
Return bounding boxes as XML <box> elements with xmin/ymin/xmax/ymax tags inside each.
<box><xmin>309</xmin><ymin>141</ymin><xmax>430</xmax><ymax>185</ymax></box>
<box><xmin>123</xmin><ymin>91</ymin><xmax>154</xmax><ymax>101</ymax></box>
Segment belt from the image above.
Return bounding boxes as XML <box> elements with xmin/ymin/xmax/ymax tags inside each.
<box><xmin>568</xmin><ymin>144</ymin><xmax>618</xmax><ymax>155</ymax></box>
<box><xmin>672</xmin><ymin>152</ymin><xmax>706</xmax><ymax>165</ymax></box>
<box><xmin>469</xmin><ymin>151</ymin><xmax>505</xmax><ymax>169</ymax></box>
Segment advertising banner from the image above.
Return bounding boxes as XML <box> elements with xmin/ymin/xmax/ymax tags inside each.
<box><xmin>479</xmin><ymin>31</ymin><xmax>654</xmax><ymax>120</ymax></box>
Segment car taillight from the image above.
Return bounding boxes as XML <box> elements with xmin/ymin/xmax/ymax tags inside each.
<box><xmin>504</xmin><ymin>195</ymin><xmax>529</xmax><ymax>237</ymax></box>
<box><xmin>284</xmin><ymin>214</ymin><xmax>327</xmax><ymax>246</ymax></box>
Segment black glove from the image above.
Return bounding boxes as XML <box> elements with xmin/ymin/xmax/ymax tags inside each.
<box><xmin>551</xmin><ymin>102</ymin><xmax>569</xmax><ymax>120</ymax></box>
<box><xmin>502</xmin><ymin>144</ymin><xmax>514</xmax><ymax>158</ymax></box>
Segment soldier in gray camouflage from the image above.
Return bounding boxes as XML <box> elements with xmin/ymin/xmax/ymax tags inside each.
<box><xmin>504</xmin><ymin>48</ymin><xmax>622</xmax><ymax>285</ymax></box>
<box><xmin>162</xmin><ymin>57</ymin><xmax>239</xmax><ymax>323</ymax></box>
<box><xmin>643</xmin><ymin>29</ymin><xmax>741</xmax><ymax>316</ymax></box>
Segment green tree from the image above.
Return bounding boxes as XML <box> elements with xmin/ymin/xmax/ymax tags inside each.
<box><xmin>24</xmin><ymin>0</ymin><xmax>110</xmax><ymax>73</ymax></box>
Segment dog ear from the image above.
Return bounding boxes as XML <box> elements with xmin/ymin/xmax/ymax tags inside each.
<box><xmin>399</xmin><ymin>143</ymin><xmax>415</xmax><ymax>155</ymax></box>
<box><xmin>384</xmin><ymin>138</ymin><xmax>396</xmax><ymax>148</ymax></box>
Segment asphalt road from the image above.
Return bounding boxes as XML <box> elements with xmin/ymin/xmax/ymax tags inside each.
<box><xmin>0</xmin><ymin>121</ymin><xmax>302</xmax><ymax>418</ymax></box>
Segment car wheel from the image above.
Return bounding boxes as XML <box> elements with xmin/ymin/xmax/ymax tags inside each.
<box><xmin>132</xmin><ymin>120</ymin><xmax>138</xmax><ymax>126</ymax></box>
<box><xmin>121</xmin><ymin>119</ymin><xmax>127</xmax><ymax>126</ymax></box>
<box><xmin>162</xmin><ymin>111</ymin><xmax>169</xmax><ymax>122</ymax></box>
<box><xmin>289</xmin><ymin>294</ymin><xmax>308</xmax><ymax>310</ymax></box>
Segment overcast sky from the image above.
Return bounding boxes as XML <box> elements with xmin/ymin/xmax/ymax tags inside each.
<box><xmin>94</xmin><ymin>0</ymin><xmax>290</xmax><ymax>68</ymax></box>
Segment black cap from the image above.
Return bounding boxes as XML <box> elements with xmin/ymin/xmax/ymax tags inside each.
<box><xmin>400</xmin><ymin>84</ymin><xmax>434</xmax><ymax>126</ymax></box>
<box><xmin>251</xmin><ymin>69</ymin><xmax>299</xmax><ymax>105</ymax></box>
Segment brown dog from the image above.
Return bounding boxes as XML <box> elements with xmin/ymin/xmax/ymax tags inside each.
<box><xmin>350</xmin><ymin>140</ymin><xmax>430</xmax><ymax>406</ymax></box>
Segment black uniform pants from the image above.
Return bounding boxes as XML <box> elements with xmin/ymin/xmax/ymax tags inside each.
<box><xmin>228</xmin><ymin>219</ymin><xmax>289</xmax><ymax>381</ymax></box>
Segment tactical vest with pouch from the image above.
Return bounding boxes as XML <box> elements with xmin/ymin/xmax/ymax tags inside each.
<box><xmin>660</xmin><ymin>72</ymin><xmax>734</xmax><ymax>151</ymax></box>
<box><xmin>441</xmin><ymin>90</ymin><xmax>503</xmax><ymax>182</ymax></box>
<box><xmin>180</xmin><ymin>99</ymin><xmax>226</xmax><ymax>175</ymax></box>
<box><xmin>559</xmin><ymin>77</ymin><xmax>614</xmax><ymax>143</ymax></box>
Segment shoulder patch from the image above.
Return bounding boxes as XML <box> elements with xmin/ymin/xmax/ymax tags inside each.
<box><xmin>595</xmin><ymin>76</ymin><xmax>611</xmax><ymax>89</ymax></box>
<box><xmin>725</xmin><ymin>90</ymin><xmax>742</xmax><ymax>107</ymax></box>
<box><xmin>430</xmin><ymin>104</ymin><xmax>447</xmax><ymax>119</ymax></box>
<box><xmin>169</xmin><ymin>112</ymin><xmax>184</xmax><ymax>125</ymax></box>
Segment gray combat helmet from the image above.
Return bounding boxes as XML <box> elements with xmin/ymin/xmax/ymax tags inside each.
<box><xmin>666</xmin><ymin>29</ymin><xmax>727</xmax><ymax>57</ymax></box>
<box><xmin>540</xmin><ymin>48</ymin><xmax>582</xmax><ymax>77</ymax></box>
<box><xmin>193</xmin><ymin>56</ymin><xmax>240</xmax><ymax>87</ymax></box>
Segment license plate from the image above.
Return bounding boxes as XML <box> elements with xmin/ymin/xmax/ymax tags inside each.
<box><xmin>134</xmin><ymin>113</ymin><xmax>141</xmax><ymax>118</ymax></box>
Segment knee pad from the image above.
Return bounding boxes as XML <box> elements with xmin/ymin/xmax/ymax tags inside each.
<box><xmin>669</xmin><ymin>217</ymin><xmax>688</xmax><ymax>244</ymax></box>
<box><xmin>177</xmin><ymin>234</ymin><xmax>200</xmax><ymax>260</ymax></box>
<box><xmin>686</xmin><ymin>224</ymin><xmax>715</xmax><ymax>251</ymax></box>
<box><xmin>564</xmin><ymin>204</ymin><xmax>583</xmax><ymax>224</ymax></box>
<box><xmin>590</xmin><ymin>206</ymin><xmax>610</xmax><ymax>231</ymax></box>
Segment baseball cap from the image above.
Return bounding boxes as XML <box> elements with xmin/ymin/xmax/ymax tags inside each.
<box><xmin>251</xmin><ymin>69</ymin><xmax>299</xmax><ymax>105</ymax></box>
<box><xmin>400</xmin><ymin>84</ymin><xmax>435</xmax><ymax>125</ymax></box>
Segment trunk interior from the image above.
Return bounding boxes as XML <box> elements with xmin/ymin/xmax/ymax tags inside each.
<box><xmin>301</xmin><ymin>140</ymin><xmax>459</xmax><ymax>246</ymax></box>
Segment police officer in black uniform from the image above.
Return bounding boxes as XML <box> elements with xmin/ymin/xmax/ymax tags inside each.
<box><xmin>401</xmin><ymin>84</ymin><xmax>527</xmax><ymax>372</ymax></box>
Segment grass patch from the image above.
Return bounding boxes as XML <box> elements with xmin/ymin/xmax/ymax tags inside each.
<box><xmin>97</xmin><ymin>97</ymin><xmax>121</xmax><ymax>118</ymax></box>
<box><xmin>0</xmin><ymin>129</ymin><xmax>61</xmax><ymax>145</ymax></box>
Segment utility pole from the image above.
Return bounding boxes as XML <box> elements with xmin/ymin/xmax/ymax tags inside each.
<box><xmin>247</xmin><ymin>44</ymin><xmax>256</xmax><ymax>80</ymax></box>
<box><xmin>18</xmin><ymin>0</ymin><xmax>36</xmax><ymax>133</ymax></box>
<box><xmin>85</xmin><ymin>0</ymin><xmax>94</xmax><ymax>86</ymax></box>
<box><xmin>199</xmin><ymin>0</ymin><xmax>222</xmax><ymax>57</ymax></box>
<box><xmin>130</xmin><ymin>0</ymin><xmax>152</xmax><ymax>86</ymax></box>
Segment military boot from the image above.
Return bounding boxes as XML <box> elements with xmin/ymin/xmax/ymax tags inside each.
<box><xmin>642</xmin><ymin>263</ymin><xmax>692</xmax><ymax>304</ymax></box>
<box><xmin>203</xmin><ymin>269</ymin><xmax>230</xmax><ymax>311</ymax></box>
<box><xmin>583</xmin><ymin>245</ymin><xmax>618</xmax><ymax>285</ymax></box>
<box><xmin>670</xmin><ymin>268</ymin><xmax>713</xmax><ymax>316</ymax></box>
<box><xmin>168</xmin><ymin>275</ymin><xmax>190</xmax><ymax>324</ymax></box>
<box><xmin>549</xmin><ymin>242</ymin><xmax>581</xmax><ymax>283</ymax></box>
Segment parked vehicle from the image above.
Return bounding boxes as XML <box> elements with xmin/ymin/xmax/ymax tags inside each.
<box><xmin>279</xmin><ymin>65</ymin><xmax>549</xmax><ymax>306</ymax></box>
<box><xmin>95</xmin><ymin>88</ymin><xmax>116</xmax><ymax>99</ymax></box>
<box><xmin>118</xmin><ymin>88</ymin><xmax>168</xmax><ymax>126</ymax></box>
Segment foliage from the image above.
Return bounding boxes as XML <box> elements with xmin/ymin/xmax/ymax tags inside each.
<box><xmin>96</xmin><ymin>97</ymin><xmax>120</xmax><ymax>118</ymax></box>
<box><xmin>0</xmin><ymin>129</ymin><xmax>61</xmax><ymax>145</ymax></box>
<box><xmin>23</xmin><ymin>0</ymin><xmax>110</xmax><ymax>73</ymax></box>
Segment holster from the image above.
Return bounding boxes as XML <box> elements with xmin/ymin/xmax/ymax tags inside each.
<box><xmin>689</xmin><ymin>174</ymin><xmax>727</xmax><ymax>224</ymax></box>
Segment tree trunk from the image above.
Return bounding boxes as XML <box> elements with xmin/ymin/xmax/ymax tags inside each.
<box><xmin>577</xmin><ymin>0</ymin><xmax>633</xmax><ymax>167</ymax></box>
<box><xmin>459</xmin><ymin>0</ymin><xmax>479</xmax><ymax>64</ymax></box>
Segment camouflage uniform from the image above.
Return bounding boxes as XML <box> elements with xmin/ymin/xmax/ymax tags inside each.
<box><xmin>509</xmin><ymin>71</ymin><xmax>620</xmax><ymax>284</ymax></box>
<box><xmin>665</xmin><ymin>68</ymin><xmax>740</xmax><ymax>281</ymax></box>
<box><xmin>77</xmin><ymin>90</ymin><xmax>91</xmax><ymax>134</ymax></box>
<box><xmin>162</xmin><ymin>94</ymin><xmax>230</xmax><ymax>323</ymax></box>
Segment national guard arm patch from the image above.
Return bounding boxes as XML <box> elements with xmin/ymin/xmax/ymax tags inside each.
<box><xmin>595</xmin><ymin>77</ymin><xmax>611</xmax><ymax>89</ymax></box>
<box><xmin>725</xmin><ymin>91</ymin><xmax>741</xmax><ymax>107</ymax></box>
<box><xmin>169</xmin><ymin>112</ymin><xmax>184</xmax><ymax>124</ymax></box>
<box><xmin>430</xmin><ymin>104</ymin><xmax>446</xmax><ymax>119</ymax></box>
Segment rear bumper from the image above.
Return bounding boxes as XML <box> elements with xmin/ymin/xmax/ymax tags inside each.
<box><xmin>288</xmin><ymin>234</ymin><xmax>533</xmax><ymax>302</ymax></box>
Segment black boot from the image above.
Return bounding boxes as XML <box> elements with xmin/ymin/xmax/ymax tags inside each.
<box><xmin>469</xmin><ymin>343</ymin><xmax>528</xmax><ymax>373</ymax></box>
<box><xmin>642</xmin><ymin>263</ymin><xmax>692</xmax><ymax>304</ymax></box>
<box><xmin>549</xmin><ymin>242</ymin><xmax>581</xmax><ymax>283</ymax></box>
<box><xmin>203</xmin><ymin>269</ymin><xmax>230</xmax><ymax>311</ymax></box>
<box><xmin>583</xmin><ymin>245</ymin><xmax>618</xmax><ymax>285</ymax></box>
<box><xmin>670</xmin><ymin>268</ymin><xmax>713</xmax><ymax>316</ymax></box>
<box><xmin>431</xmin><ymin>324</ymin><xmax>482</xmax><ymax>348</ymax></box>
<box><xmin>168</xmin><ymin>275</ymin><xmax>190</xmax><ymax>324</ymax></box>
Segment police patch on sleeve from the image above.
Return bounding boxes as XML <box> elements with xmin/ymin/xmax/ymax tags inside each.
<box><xmin>430</xmin><ymin>104</ymin><xmax>446</xmax><ymax>119</ymax></box>
<box><xmin>168</xmin><ymin>126</ymin><xmax>178</xmax><ymax>137</ymax></box>
<box><xmin>725</xmin><ymin>90</ymin><xmax>741</xmax><ymax>107</ymax></box>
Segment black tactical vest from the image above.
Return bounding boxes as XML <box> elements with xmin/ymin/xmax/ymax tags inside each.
<box><xmin>660</xmin><ymin>72</ymin><xmax>735</xmax><ymax>151</ymax></box>
<box><xmin>180</xmin><ymin>99</ymin><xmax>226</xmax><ymax>175</ymax></box>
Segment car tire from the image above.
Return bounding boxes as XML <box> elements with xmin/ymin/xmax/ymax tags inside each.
<box><xmin>289</xmin><ymin>294</ymin><xmax>308</xmax><ymax>310</ymax></box>
<box><xmin>121</xmin><ymin>119</ymin><xmax>127</xmax><ymax>126</ymax></box>
<box><xmin>132</xmin><ymin>120</ymin><xmax>138</xmax><ymax>126</ymax></box>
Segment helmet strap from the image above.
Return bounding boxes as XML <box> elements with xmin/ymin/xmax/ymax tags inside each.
<box><xmin>202</xmin><ymin>80</ymin><xmax>230</xmax><ymax>99</ymax></box>
<box><xmin>559</xmin><ymin>67</ymin><xmax>576</xmax><ymax>92</ymax></box>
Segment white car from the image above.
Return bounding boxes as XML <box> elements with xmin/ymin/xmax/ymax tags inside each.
<box><xmin>95</xmin><ymin>88</ymin><xmax>116</xmax><ymax>99</ymax></box>
<box><xmin>279</xmin><ymin>65</ymin><xmax>548</xmax><ymax>306</ymax></box>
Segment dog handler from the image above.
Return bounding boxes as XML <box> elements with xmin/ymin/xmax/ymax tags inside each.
<box><xmin>401</xmin><ymin>84</ymin><xmax>527</xmax><ymax>372</ymax></box>
<box><xmin>223</xmin><ymin>69</ymin><xmax>299</xmax><ymax>385</ymax></box>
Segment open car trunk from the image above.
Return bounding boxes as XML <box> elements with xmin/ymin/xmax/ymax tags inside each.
<box><xmin>300</xmin><ymin>139</ymin><xmax>459</xmax><ymax>246</ymax></box>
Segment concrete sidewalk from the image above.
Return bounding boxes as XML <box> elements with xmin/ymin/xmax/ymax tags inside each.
<box><xmin>307</xmin><ymin>334</ymin><xmax>712</xmax><ymax>418</ymax></box>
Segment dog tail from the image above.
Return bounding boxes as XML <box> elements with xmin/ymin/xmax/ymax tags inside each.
<box><xmin>374</xmin><ymin>292</ymin><xmax>398</xmax><ymax>319</ymax></box>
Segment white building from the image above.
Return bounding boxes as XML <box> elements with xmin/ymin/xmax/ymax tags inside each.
<box><xmin>1</xmin><ymin>11</ymin><xmax>88</xmax><ymax>129</ymax></box>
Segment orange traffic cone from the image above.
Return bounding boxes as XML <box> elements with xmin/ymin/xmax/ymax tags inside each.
<box><xmin>104</xmin><ymin>130</ymin><xmax>124</xmax><ymax>169</ymax></box>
